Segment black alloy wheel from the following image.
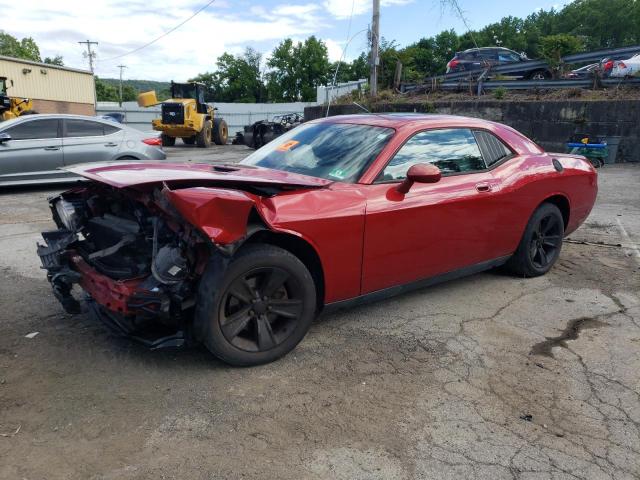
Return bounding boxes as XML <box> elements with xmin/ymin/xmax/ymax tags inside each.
<box><xmin>506</xmin><ymin>202</ymin><xmax>564</xmax><ymax>277</ymax></box>
<box><xmin>195</xmin><ymin>244</ymin><xmax>316</xmax><ymax>366</ymax></box>
<box><xmin>219</xmin><ymin>266</ymin><xmax>303</xmax><ymax>352</ymax></box>
<box><xmin>529</xmin><ymin>213</ymin><xmax>563</xmax><ymax>269</ymax></box>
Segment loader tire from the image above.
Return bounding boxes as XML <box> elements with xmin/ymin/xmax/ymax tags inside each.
<box><xmin>196</xmin><ymin>120</ymin><xmax>212</xmax><ymax>148</ymax></box>
<box><xmin>213</xmin><ymin>117</ymin><xmax>228</xmax><ymax>145</ymax></box>
<box><xmin>161</xmin><ymin>134</ymin><xmax>176</xmax><ymax>147</ymax></box>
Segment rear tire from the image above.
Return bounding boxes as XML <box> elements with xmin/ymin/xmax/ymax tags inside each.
<box><xmin>161</xmin><ymin>134</ymin><xmax>175</xmax><ymax>146</ymax></box>
<box><xmin>196</xmin><ymin>120</ymin><xmax>212</xmax><ymax>148</ymax></box>
<box><xmin>194</xmin><ymin>244</ymin><xmax>317</xmax><ymax>366</ymax></box>
<box><xmin>213</xmin><ymin>117</ymin><xmax>228</xmax><ymax>145</ymax></box>
<box><xmin>529</xmin><ymin>69</ymin><xmax>552</xmax><ymax>80</ymax></box>
<box><xmin>505</xmin><ymin>203</ymin><xmax>564</xmax><ymax>277</ymax></box>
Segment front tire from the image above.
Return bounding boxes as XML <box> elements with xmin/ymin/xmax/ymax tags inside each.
<box><xmin>196</xmin><ymin>120</ymin><xmax>212</xmax><ymax>148</ymax></box>
<box><xmin>506</xmin><ymin>203</ymin><xmax>564</xmax><ymax>277</ymax></box>
<box><xmin>212</xmin><ymin>117</ymin><xmax>228</xmax><ymax>145</ymax></box>
<box><xmin>161</xmin><ymin>134</ymin><xmax>175</xmax><ymax>146</ymax></box>
<box><xmin>194</xmin><ymin>244</ymin><xmax>317</xmax><ymax>366</ymax></box>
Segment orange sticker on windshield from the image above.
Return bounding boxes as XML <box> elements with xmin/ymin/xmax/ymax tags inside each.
<box><xmin>276</xmin><ymin>140</ymin><xmax>300</xmax><ymax>152</ymax></box>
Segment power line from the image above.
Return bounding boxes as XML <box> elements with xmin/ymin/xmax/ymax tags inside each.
<box><xmin>78</xmin><ymin>40</ymin><xmax>98</xmax><ymax>72</ymax></box>
<box><xmin>100</xmin><ymin>0</ymin><xmax>216</xmax><ymax>62</ymax></box>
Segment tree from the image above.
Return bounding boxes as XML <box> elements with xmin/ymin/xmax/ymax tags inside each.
<box><xmin>539</xmin><ymin>34</ymin><xmax>584</xmax><ymax>72</ymax></box>
<box><xmin>266</xmin><ymin>36</ymin><xmax>330</xmax><ymax>102</ymax></box>
<box><xmin>95</xmin><ymin>77</ymin><xmax>119</xmax><ymax>102</ymax></box>
<box><xmin>43</xmin><ymin>56</ymin><xmax>64</xmax><ymax>66</ymax></box>
<box><xmin>0</xmin><ymin>32</ymin><xmax>42</xmax><ymax>61</ymax></box>
<box><xmin>192</xmin><ymin>48</ymin><xmax>265</xmax><ymax>103</ymax></box>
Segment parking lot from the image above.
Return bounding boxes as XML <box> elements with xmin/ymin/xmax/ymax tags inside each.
<box><xmin>0</xmin><ymin>148</ymin><xmax>639</xmax><ymax>480</ymax></box>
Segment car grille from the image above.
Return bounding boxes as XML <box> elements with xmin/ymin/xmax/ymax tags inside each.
<box><xmin>161</xmin><ymin>103</ymin><xmax>184</xmax><ymax>125</ymax></box>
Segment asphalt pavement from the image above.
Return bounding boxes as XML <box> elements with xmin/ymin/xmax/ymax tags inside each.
<box><xmin>0</xmin><ymin>150</ymin><xmax>638</xmax><ymax>480</ymax></box>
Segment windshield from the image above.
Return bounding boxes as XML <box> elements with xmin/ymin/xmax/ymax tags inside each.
<box><xmin>172</xmin><ymin>83</ymin><xmax>197</xmax><ymax>99</ymax></box>
<box><xmin>241</xmin><ymin>122</ymin><xmax>394</xmax><ymax>182</ymax></box>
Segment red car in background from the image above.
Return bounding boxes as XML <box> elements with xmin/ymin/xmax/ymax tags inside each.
<box><xmin>37</xmin><ymin>114</ymin><xmax>597</xmax><ymax>366</ymax></box>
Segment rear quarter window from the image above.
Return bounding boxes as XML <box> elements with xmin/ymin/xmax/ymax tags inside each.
<box><xmin>473</xmin><ymin>130</ymin><xmax>513</xmax><ymax>166</ymax></box>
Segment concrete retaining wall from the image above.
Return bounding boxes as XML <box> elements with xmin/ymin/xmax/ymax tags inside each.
<box><xmin>305</xmin><ymin>100</ymin><xmax>640</xmax><ymax>162</ymax></box>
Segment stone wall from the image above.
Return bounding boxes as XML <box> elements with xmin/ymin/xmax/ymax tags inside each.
<box><xmin>305</xmin><ymin>100</ymin><xmax>640</xmax><ymax>162</ymax></box>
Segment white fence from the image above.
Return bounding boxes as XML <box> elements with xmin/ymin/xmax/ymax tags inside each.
<box><xmin>96</xmin><ymin>101</ymin><xmax>317</xmax><ymax>136</ymax></box>
<box><xmin>317</xmin><ymin>79</ymin><xmax>368</xmax><ymax>105</ymax></box>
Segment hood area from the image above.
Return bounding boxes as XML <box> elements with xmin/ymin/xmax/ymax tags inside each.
<box><xmin>63</xmin><ymin>161</ymin><xmax>333</xmax><ymax>190</ymax></box>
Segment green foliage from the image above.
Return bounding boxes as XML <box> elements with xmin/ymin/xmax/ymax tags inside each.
<box><xmin>540</xmin><ymin>34</ymin><xmax>584</xmax><ymax>69</ymax></box>
<box><xmin>43</xmin><ymin>56</ymin><xmax>64</xmax><ymax>66</ymax></box>
<box><xmin>266</xmin><ymin>36</ymin><xmax>330</xmax><ymax>102</ymax></box>
<box><xmin>0</xmin><ymin>32</ymin><xmax>42</xmax><ymax>62</ymax></box>
<box><xmin>493</xmin><ymin>87</ymin><xmax>507</xmax><ymax>100</ymax></box>
<box><xmin>95</xmin><ymin>77</ymin><xmax>119</xmax><ymax>102</ymax></box>
<box><xmin>191</xmin><ymin>48</ymin><xmax>265</xmax><ymax>103</ymax></box>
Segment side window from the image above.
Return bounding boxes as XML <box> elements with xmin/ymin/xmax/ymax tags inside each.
<box><xmin>5</xmin><ymin>119</ymin><xmax>59</xmax><ymax>140</ymax></box>
<box><xmin>498</xmin><ymin>51</ymin><xmax>520</xmax><ymax>63</ymax></box>
<box><xmin>473</xmin><ymin>130</ymin><xmax>513</xmax><ymax>166</ymax></box>
<box><xmin>66</xmin><ymin>120</ymin><xmax>107</xmax><ymax>137</ymax></box>
<box><xmin>379</xmin><ymin>128</ymin><xmax>486</xmax><ymax>182</ymax></box>
<box><xmin>479</xmin><ymin>49</ymin><xmax>497</xmax><ymax>60</ymax></box>
<box><xmin>103</xmin><ymin>123</ymin><xmax>120</xmax><ymax>135</ymax></box>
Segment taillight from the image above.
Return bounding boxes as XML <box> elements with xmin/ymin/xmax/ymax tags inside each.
<box><xmin>143</xmin><ymin>137</ymin><xmax>162</xmax><ymax>146</ymax></box>
<box><xmin>447</xmin><ymin>58</ymin><xmax>459</xmax><ymax>69</ymax></box>
<box><xmin>617</xmin><ymin>62</ymin><xmax>627</xmax><ymax>69</ymax></box>
<box><xmin>604</xmin><ymin>60</ymin><xmax>614</xmax><ymax>70</ymax></box>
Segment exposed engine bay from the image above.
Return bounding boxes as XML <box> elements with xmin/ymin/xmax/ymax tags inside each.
<box><xmin>37</xmin><ymin>184</ymin><xmax>210</xmax><ymax>348</ymax></box>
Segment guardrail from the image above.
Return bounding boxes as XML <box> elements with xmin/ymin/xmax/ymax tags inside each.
<box><xmin>400</xmin><ymin>44</ymin><xmax>640</xmax><ymax>93</ymax></box>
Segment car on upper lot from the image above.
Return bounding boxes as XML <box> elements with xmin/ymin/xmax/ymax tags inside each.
<box><xmin>0</xmin><ymin>114</ymin><xmax>165</xmax><ymax>186</ymax></box>
<box><xmin>37</xmin><ymin>114</ymin><xmax>597</xmax><ymax>366</ymax></box>
<box><xmin>446</xmin><ymin>47</ymin><xmax>551</xmax><ymax>79</ymax></box>
<box><xmin>610</xmin><ymin>54</ymin><xmax>640</xmax><ymax>78</ymax></box>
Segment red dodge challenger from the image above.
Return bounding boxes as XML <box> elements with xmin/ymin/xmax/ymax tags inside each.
<box><xmin>37</xmin><ymin>114</ymin><xmax>597</xmax><ymax>366</ymax></box>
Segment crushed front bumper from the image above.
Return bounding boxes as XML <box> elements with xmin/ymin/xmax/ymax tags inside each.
<box><xmin>37</xmin><ymin>230</ymin><xmax>187</xmax><ymax>348</ymax></box>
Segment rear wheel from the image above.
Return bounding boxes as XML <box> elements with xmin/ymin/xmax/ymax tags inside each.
<box><xmin>213</xmin><ymin>117</ymin><xmax>228</xmax><ymax>145</ymax></box>
<box><xmin>161</xmin><ymin>134</ymin><xmax>175</xmax><ymax>146</ymax></box>
<box><xmin>529</xmin><ymin>69</ymin><xmax>551</xmax><ymax>80</ymax></box>
<box><xmin>182</xmin><ymin>136</ymin><xmax>196</xmax><ymax>145</ymax></box>
<box><xmin>196</xmin><ymin>120</ymin><xmax>212</xmax><ymax>148</ymax></box>
<box><xmin>194</xmin><ymin>244</ymin><xmax>317</xmax><ymax>366</ymax></box>
<box><xmin>506</xmin><ymin>203</ymin><xmax>564</xmax><ymax>277</ymax></box>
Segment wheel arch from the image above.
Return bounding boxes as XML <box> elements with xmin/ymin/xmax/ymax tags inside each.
<box><xmin>243</xmin><ymin>223</ymin><xmax>326</xmax><ymax>310</ymax></box>
<box><xmin>540</xmin><ymin>194</ymin><xmax>570</xmax><ymax>231</ymax></box>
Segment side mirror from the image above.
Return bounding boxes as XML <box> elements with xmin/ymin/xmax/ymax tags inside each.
<box><xmin>397</xmin><ymin>163</ymin><xmax>441</xmax><ymax>194</ymax></box>
<box><xmin>0</xmin><ymin>132</ymin><xmax>11</xmax><ymax>144</ymax></box>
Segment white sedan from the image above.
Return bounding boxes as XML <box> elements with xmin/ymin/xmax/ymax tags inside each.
<box><xmin>610</xmin><ymin>54</ymin><xmax>640</xmax><ymax>77</ymax></box>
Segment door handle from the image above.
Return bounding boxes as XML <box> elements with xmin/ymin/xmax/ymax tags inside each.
<box><xmin>475</xmin><ymin>183</ymin><xmax>492</xmax><ymax>192</ymax></box>
<box><xmin>104</xmin><ymin>142</ymin><xmax>118</xmax><ymax>147</ymax></box>
<box><xmin>43</xmin><ymin>146</ymin><xmax>60</xmax><ymax>151</ymax></box>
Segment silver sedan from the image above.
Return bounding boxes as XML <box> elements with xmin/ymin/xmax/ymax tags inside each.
<box><xmin>0</xmin><ymin>114</ymin><xmax>166</xmax><ymax>186</ymax></box>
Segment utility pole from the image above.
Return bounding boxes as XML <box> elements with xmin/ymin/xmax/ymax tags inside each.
<box><xmin>370</xmin><ymin>0</ymin><xmax>380</xmax><ymax>98</ymax></box>
<box><xmin>117</xmin><ymin>65</ymin><xmax>127</xmax><ymax>106</ymax></box>
<box><xmin>78</xmin><ymin>40</ymin><xmax>98</xmax><ymax>73</ymax></box>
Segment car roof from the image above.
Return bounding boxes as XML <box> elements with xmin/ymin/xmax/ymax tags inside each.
<box><xmin>311</xmin><ymin>113</ymin><xmax>501</xmax><ymax>129</ymax></box>
<box><xmin>0</xmin><ymin>113</ymin><xmax>129</xmax><ymax>131</ymax></box>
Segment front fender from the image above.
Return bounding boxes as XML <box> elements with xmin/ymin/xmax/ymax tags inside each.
<box><xmin>165</xmin><ymin>187</ymin><xmax>258</xmax><ymax>245</ymax></box>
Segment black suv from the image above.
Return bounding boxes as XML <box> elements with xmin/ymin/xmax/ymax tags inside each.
<box><xmin>446</xmin><ymin>47</ymin><xmax>551</xmax><ymax>79</ymax></box>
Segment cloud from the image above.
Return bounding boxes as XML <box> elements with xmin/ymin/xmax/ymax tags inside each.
<box><xmin>323</xmin><ymin>0</ymin><xmax>414</xmax><ymax>19</ymax></box>
<box><xmin>1</xmin><ymin>0</ymin><xmax>330</xmax><ymax>80</ymax></box>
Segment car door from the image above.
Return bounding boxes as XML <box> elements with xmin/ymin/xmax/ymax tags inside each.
<box><xmin>62</xmin><ymin>118</ymin><xmax>124</xmax><ymax>166</ymax></box>
<box><xmin>361</xmin><ymin>128</ymin><xmax>504</xmax><ymax>294</ymax></box>
<box><xmin>0</xmin><ymin>118</ymin><xmax>65</xmax><ymax>184</ymax></box>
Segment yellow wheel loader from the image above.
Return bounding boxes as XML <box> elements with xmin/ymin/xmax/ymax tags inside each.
<box><xmin>0</xmin><ymin>77</ymin><xmax>36</xmax><ymax>121</ymax></box>
<box><xmin>137</xmin><ymin>81</ymin><xmax>228</xmax><ymax>147</ymax></box>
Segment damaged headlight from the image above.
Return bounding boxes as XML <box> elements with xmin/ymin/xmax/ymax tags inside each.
<box><xmin>55</xmin><ymin>198</ymin><xmax>83</xmax><ymax>231</ymax></box>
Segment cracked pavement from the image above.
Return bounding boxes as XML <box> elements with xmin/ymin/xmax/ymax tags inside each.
<box><xmin>0</xmin><ymin>156</ymin><xmax>638</xmax><ymax>479</ymax></box>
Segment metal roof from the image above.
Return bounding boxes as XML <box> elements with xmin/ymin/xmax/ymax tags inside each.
<box><xmin>0</xmin><ymin>55</ymin><xmax>92</xmax><ymax>76</ymax></box>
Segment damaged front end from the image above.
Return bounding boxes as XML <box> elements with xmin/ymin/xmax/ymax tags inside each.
<box><xmin>37</xmin><ymin>184</ymin><xmax>214</xmax><ymax>348</ymax></box>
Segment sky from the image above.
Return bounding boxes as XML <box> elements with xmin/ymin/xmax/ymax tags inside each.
<box><xmin>2</xmin><ymin>0</ymin><xmax>570</xmax><ymax>81</ymax></box>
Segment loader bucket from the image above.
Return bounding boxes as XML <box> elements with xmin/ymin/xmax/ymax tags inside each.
<box><xmin>137</xmin><ymin>90</ymin><xmax>159</xmax><ymax>107</ymax></box>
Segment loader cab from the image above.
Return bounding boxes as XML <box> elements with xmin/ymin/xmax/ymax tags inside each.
<box><xmin>0</xmin><ymin>77</ymin><xmax>11</xmax><ymax>115</ymax></box>
<box><xmin>170</xmin><ymin>82</ymin><xmax>208</xmax><ymax>114</ymax></box>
